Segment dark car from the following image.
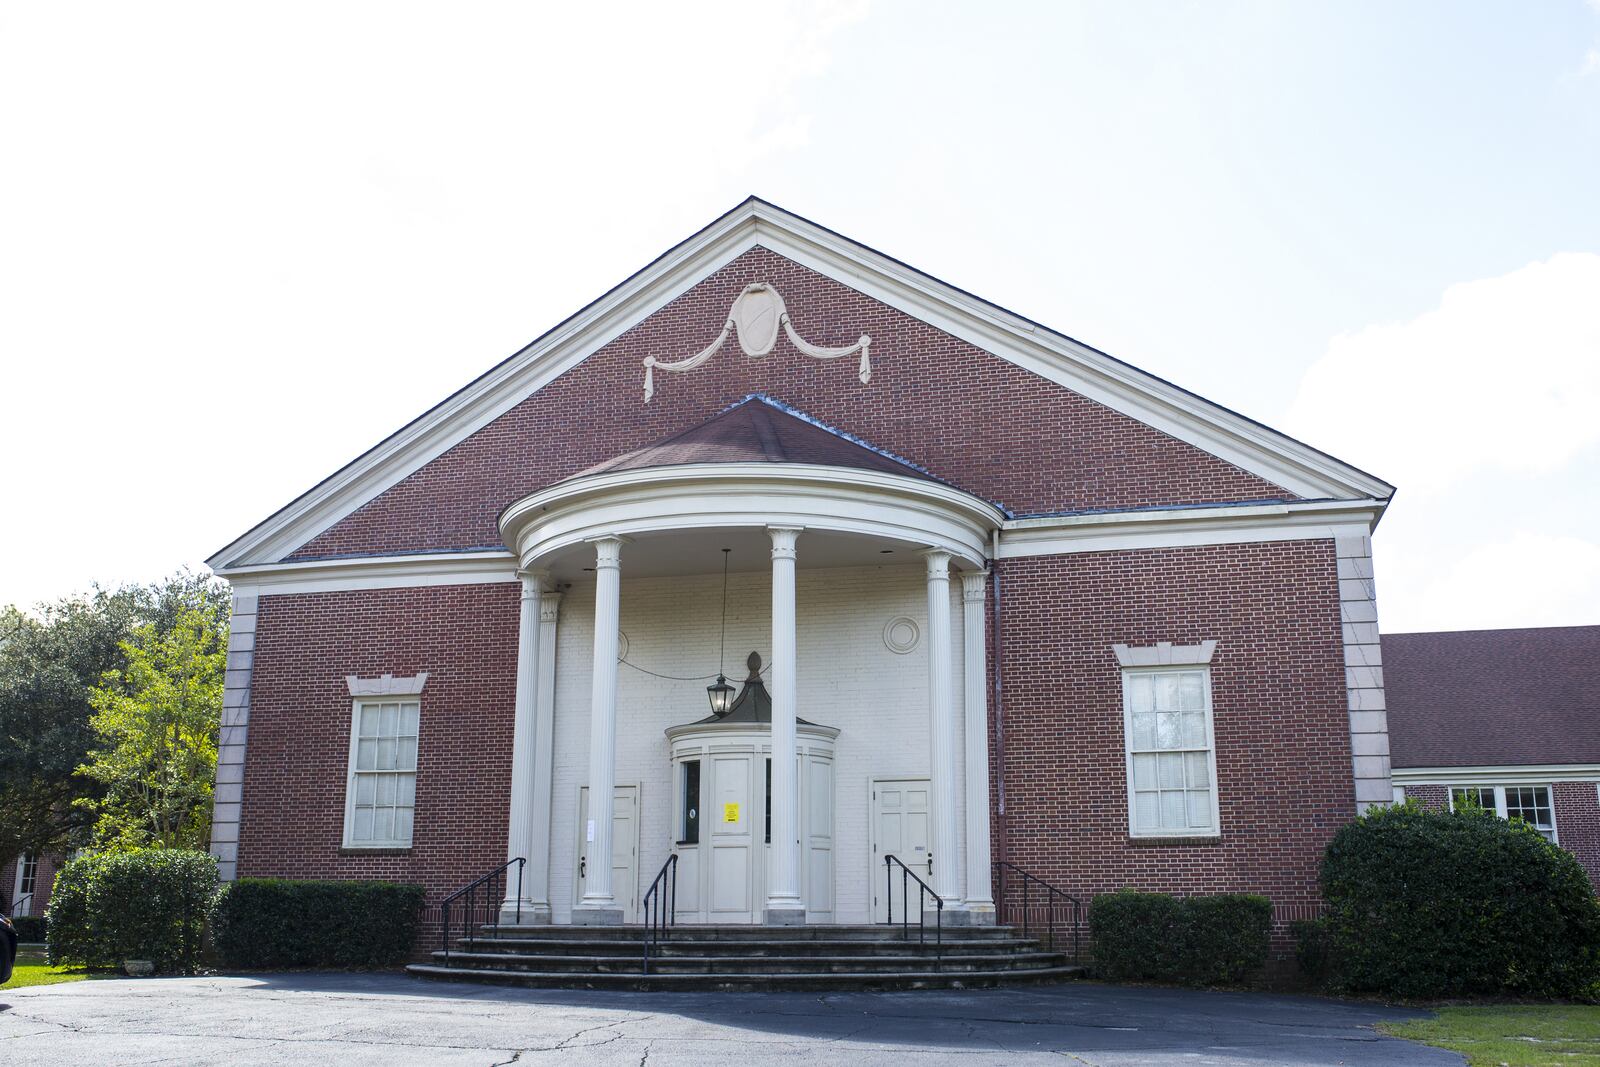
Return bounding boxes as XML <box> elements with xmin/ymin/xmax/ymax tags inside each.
<box><xmin>0</xmin><ymin>913</ymin><xmax>16</xmax><ymax>985</ymax></box>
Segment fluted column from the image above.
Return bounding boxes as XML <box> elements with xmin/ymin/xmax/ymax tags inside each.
<box><xmin>574</xmin><ymin>536</ymin><xmax>624</xmax><ymax>924</ymax></box>
<box><xmin>922</xmin><ymin>549</ymin><xmax>960</xmax><ymax>909</ymax></box>
<box><xmin>500</xmin><ymin>570</ymin><xmax>543</xmax><ymax>922</ymax></box>
<box><xmin>765</xmin><ymin>525</ymin><xmax>806</xmax><ymax>924</ymax></box>
<box><xmin>526</xmin><ymin>588</ymin><xmax>563</xmax><ymax>923</ymax></box>
<box><xmin>961</xmin><ymin>569</ymin><xmax>995</xmax><ymax>922</ymax></box>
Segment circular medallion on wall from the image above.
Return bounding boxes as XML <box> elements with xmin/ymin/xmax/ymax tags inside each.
<box><xmin>882</xmin><ymin>616</ymin><xmax>920</xmax><ymax>655</ymax></box>
<box><xmin>617</xmin><ymin>630</ymin><xmax>630</xmax><ymax>662</ymax></box>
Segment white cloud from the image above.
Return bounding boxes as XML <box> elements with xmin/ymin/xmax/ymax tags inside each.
<box><xmin>1384</xmin><ymin>532</ymin><xmax>1600</xmax><ymax>633</ymax></box>
<box><xmin>1288</xmin><ymin>253</ymin><xmax>1600</xmax><ymax>497</ymax></box>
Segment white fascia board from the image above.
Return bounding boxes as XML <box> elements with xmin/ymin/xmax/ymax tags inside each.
<box><xmin>211</xmin><ymin>198</ymin><xmax>1394</xmax><ymax>571</ymax></box>
<box><xmin>996</xmin><ymin>498</ymin><xmax>1384</xmax><ymax>558</ymax></box>
<box><xmin>1394</xmin><ymin>764</ymin><xmax>1600</xmax><ymax>785</ymax></box>
<box><xmin>219</xmin><ymin>551</ymin><xmax>518</xmax><ymax>597</ymax></box>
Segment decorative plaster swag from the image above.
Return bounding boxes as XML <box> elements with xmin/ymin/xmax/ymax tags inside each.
<box><xmin>642</xmin><ymin>283</ymin><xmax>871</xmax><ymax>401</ymax></box>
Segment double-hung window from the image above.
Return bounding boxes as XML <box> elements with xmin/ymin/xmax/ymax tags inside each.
<box><xmin>342</xmin><ymin>673</ymin><xmax>427</xmax><ymax>849</ymax></box>
<box><xmin>1449</xmin><ymin>784</ymin><xmax>1557</xmax><ymax>842</ymax></box>
<box><xmin>1122</xmin><ymin>667</ymin><xmax>1220</xmax><ymax>837</ymax></box>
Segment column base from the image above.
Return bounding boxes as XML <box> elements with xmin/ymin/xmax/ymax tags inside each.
<box><xmin>764</xmin><ymin>907</ymin><xmax>807</xmax><ymax>926</ymax></box>
<box><xmin>571</xmin><ymin>906</ymin><xmax>625</xmax><ymax>926</ymax></box>
<box><xmin>941</xmin><ymin>904</ymin><xmax>996</xmax><ymax>926</ymax></box>
<box><xmin>499</xmin><ymin>902</ymin><xmax>551</xmax><ymax>925</ymax></box>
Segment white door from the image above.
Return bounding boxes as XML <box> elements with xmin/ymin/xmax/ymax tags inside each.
<box><xmin>577</xmin><ymin>784</ymin><xmax>640</xmax><ymax>920</ymax></box>
<box><xmin>871</xmin><ymin>779</ymin><xmax>931</xmax><ymax>923</ymax></box>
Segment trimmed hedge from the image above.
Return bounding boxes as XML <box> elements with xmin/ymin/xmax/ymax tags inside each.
<box><xmin>1321</xmin><ymin>800</ymin><xmax>1600</xmax><ymax>998</ymax></box>
<box><xmin>10</xmin><ymin>915</ymin><xmax>47</xmax><ymax>942</ymax></box>
<box><xmin>211</xmin><ymin>879</ymin><xmax>425</xmax><ymax>969</ymax></box>
<box><xmin>47</xmin><ymin>849</ymin><xmax>217</xmax><ymax>973</ymax></box>
<box><xmin>1090</xmin><ymin>890</ymin><xmax>1272</xmax><ymax>986</ymax></box>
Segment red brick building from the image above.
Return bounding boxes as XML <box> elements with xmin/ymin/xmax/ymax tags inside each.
<box><xmin>1</xmin><ymin>851</ymin><xmax>62</xmax><ymax>925</ymax></box>
<box><xmin>207</xmin><ymin>199</ymin><xmax>1395</xmax><ymax>941</ymax></box>
<box><xmin>1388</xmin><ymin>625</ymin><xmax>1600</xmax><ymax>886</ymax></box>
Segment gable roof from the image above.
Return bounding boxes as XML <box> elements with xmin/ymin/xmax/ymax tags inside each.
<box><xmin>208</xmin><ymin>197</ymin><xmax>1395</xmax><ymax>572</ymax></box>
<box><xmin>1385</xmin><ymin>625</ymin><xmax>1600</xmax><ymax>768</ymax></box>
<box><xmin>570</xmin><ymin>394</ymin><xmax>939</xmax><ymax>485</ymax></box>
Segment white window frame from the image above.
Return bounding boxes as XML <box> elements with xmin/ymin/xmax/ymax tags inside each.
<box><xmin>1116</xmin><ymin>641</ymin><xmax>1222</xmax><ymax>839</ymax></box>
<box><xmin>341</xmin><ymin>673</ymin><xmax>428</xmax><ymax>850</ymax></box>
<box><xmin>1447</xmin><ymin>783</ymin><xmax>1559</xmax><ymax>844</ymax></box>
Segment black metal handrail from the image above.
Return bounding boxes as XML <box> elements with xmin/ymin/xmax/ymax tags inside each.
<box><xmin>994</xmin><ymin>861</ymin><xmax>1083</xmax><ymax>963</ymax></box>
<box><xmin>438</xmin><ymin>857</ymin><xmax>525</xmax><ymax>962</ymax></box>
<box><xmin>641</xmin><ymin>853</ymin><xmax>678</xmax><ymax>974</ymax></box>
<box><xmin>882</xmin><ymin>854</ymin><xmax>943</xmax><ymax>969</ymax></box>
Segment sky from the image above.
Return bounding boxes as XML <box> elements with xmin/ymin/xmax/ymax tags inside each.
<box><xmin>1</xmin><ymin>1</ymin><xmax>1597</xmax><ymax>633</ymax></box>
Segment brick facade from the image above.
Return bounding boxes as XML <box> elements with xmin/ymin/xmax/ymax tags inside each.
<box><xmin>235</xmin><ymin>584</ymin><xmax>519</xmax><ymax>904</ymax></box>
<box><xmin>1</xmin><ymin>850</ymin><xmax>63</xmax><ymax>922</ymax></box>
<box><xmin>289</xmin><ymin>247</ymin><xmax>1292</xmax><ymax>562</ymax></box>
<box><xmin>993</xmin><ymin>540</ymin><xmax>1351</xmax><ymax>950</ymax></box>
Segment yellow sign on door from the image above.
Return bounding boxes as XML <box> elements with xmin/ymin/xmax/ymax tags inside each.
<box><xmin>723</xmin><ymin>802</ymin><xmax>740</xmax><ymax>823</ymax></box>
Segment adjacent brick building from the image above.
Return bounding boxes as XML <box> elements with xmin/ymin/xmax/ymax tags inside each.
<box><xmin>208</xmin><ymin>199</ymin><xmax>1397</xmax><ymax>948</ymax></box>
<box><xmin>1387</xmin><ymin>625</ymin><xmax>1600</xmax><ymax>886</ymax></box>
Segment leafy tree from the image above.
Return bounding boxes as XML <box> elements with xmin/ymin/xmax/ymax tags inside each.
<box><xmin>78</xmin><ymin>589</ymin><xmax>227</xmax><ymax>852</ymax></box>
<box><xmin>0</xmin><ymin>590</ymin><xmax>146</xmax><ymax>873</ymax></box>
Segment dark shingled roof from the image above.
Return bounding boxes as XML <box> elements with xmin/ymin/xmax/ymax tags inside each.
<box><xmin>1384</xmin><ymin>625</ymin><xmax>1600</xmax><ymax>768</ymax></box>
<box><xmin>570</xmin><ymin>395</ymin><xmax>936</xmax><ymax>483</ymax></box>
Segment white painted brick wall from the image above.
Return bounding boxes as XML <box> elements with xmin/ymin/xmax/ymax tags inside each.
<box><xmin>548</xmin><ymin>561</ymin><xmax>972</xmax><ymax>924</ymax></box>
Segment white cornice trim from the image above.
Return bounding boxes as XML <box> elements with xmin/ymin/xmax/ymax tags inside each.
<box><xmin>1394</xmin><ymin>764</ymin><xmax>1600</xmax><ymax>785</ymax></box>
<box><xmin>501</xmin><ymin>462</ymin><xmax>1004</xmax><ymax>571</ymax></box>
<box><xmin>220</xmin><ymin>551</ymin><xmax>518</xmax><ymax>597</ymax></box>
<box><xmin>996</xmin><ymin>499</ymin><xmax>1384</xmax><ymax>558</ymax></box>
<box><xmin>209</xmin><ymin>199</ymin><xmax>1393</xmax><ymax>570</ymax></box>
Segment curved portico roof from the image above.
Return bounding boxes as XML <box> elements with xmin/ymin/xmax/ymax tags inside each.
<box><xmin>500</xmin><ymin>397</ymin><xmax>1005</xmax><ymax>574</ymax></box>
<box><xmin>567</xmin><ymin>394</ymin><xmax>941</xmax><ymax>485</ymax></box>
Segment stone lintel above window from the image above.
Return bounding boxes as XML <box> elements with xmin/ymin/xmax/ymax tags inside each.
<box><xmin>346</xmin><ymin>672</ymin><xmax>430</xmax><ymax>697</ymax></box>
<box><xmin>1112</xmin><ymin>640</ymin><xmax>1218</xmax><ymax>668</ymax></box>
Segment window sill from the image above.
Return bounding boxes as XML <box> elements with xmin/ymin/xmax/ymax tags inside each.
<box><xmin>338</xmin><ymin>845</ymin><xmax>413</xmax><ymax>856</ymax></box>
<box><xmin>1127</xmin><ymin>834</ymin><xmax>1222</xmax><ymax>847</ymax></box>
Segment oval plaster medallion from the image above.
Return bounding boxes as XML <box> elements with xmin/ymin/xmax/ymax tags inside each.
<box><xmin>883</xmin><ymin>616</ymin><xmax>921</xmax><ymax>655</ymax></box>
<box><xmin>731</xmin><ymin>284</ymin><xmax>783</xmax><ymax>357</ymax></box>
<box><xmin>617</xmin><ymin>630</ymin><xmax>630</xmax><ymax>662</ymax></box>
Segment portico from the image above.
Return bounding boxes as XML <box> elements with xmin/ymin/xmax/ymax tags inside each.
<box><xmin>494</xmin><ymin>397</ymin><xmax>1003</xmax><ymax>925</ymax></box>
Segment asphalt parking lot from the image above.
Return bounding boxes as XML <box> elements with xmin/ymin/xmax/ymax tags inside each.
<box><xmin>0</xmin><ymin>971</ymin><xmax>1460</xmax><ymax>1066</ymax></box>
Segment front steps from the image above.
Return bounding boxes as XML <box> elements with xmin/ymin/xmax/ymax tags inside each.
<box><xmin>407</xmin><ymin>923</ymin><xmax>1083</xmax><ymax>992</ymax></box>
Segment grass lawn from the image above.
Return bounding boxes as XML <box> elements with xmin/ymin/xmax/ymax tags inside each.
<box><xmin>1380</xmin><ymin>1005</ymin><xmax>1600</xmax><ymax>1066</ymax></box>
<box><xmin>3</xmin><ymin>947</ymin><xmax>92</xmax><ymax>990</ymax></box>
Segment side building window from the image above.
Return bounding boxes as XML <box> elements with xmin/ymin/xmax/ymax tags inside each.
<box><xmin>1449</xmin><ymin>784</ymin><xmax>1557</xmax><ymax>842</ymax></box>
<box><xmin>342</xmin><ymin>673</ymin><xmax>428</xmax><ymax>849</ymax></box>
<box><xmin>1122</xmin><ymin>667</ymin><xmax>1220</xmax><ymax>837</ymax></box>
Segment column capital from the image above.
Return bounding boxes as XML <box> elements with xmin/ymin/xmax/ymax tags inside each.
<box><xmin>518</xmin><ymin>568</ymin><xmax>551</xmax><ymax>597</ymax></box>
<box><xmin>587</xmin><ymin>535</ymin><xmax>629</xmax><ymax>568</ymax></box>
<box><xmin>768</xmin><ymin>526</ymin><xmax>803</xmax><ymax>559</ymax></box>
<box><xmin>960</xmin><ymin>569</ymin><xmax>990</xmax><ymax>601</ymax></box>
<box><xmin>538</xmin><ymin>589</ymin><xmax>564</xmax><ymax>623</ymax></box>
<box><xmin>919</xmin><ymin>547</ymin><xmax>953</xmax><ymax>578</ymax></box>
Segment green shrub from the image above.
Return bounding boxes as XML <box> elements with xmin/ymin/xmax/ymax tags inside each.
<box><xmin>9</xmin><ymin>915</ymin><xmax>47</xmax><ymax>942</ymax></box>
<box><xmin>211</xmin><ymin>879</ymin><xmax>425</xmax><ymax>969</ymax></box>
<box><xmin>1321</xmin><ymin>800</ymin><xmax>1600</xmax><ymax>998</ymax></box>
<box><xmin>46</xmin><ymin>849</ymin><xmax>216</xmax><ymax>973</ymax></box>
<box><xmin>1090</xmin><ymin>890</ymin><xmax>1272</xmax><ymax>986</ymax></box>
<box><xmin>1290</xmin><ymin>917</ymin><xmax>1331</xmax><ymax>980</ymax></box>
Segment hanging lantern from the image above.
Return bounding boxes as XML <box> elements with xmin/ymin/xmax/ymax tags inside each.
<box><xmin>707</xmin><ymin>547</ymin><xmax>734</xmax><ymax>716</ymax></box>
<box><xmin>706</xmin><ymin>673</ymin><xmax>735</xmax><ymax>716</ymax></box>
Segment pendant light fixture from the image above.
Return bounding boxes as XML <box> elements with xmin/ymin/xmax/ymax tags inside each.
<box><xmin>706</xmin><ymin>547</ymin><xmax>736</xmax><ymax>716</ymax></box>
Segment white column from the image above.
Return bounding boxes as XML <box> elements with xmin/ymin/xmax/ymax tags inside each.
<box><xmin>922</xmin><ymin>549</ymin><xmax>961</xmax><ymax>909</ymax></box>
<box><xmin>526</xmin><ymin>588</ymin><xmax>563</xmax><ymax>923</ymax></box>
<box><xmin>574</xmin><ymin>536</ymin><xmax>624</xmax><ymax>924</ymax></box>
<box><xmin>961</xmin><ymin>569</ymin><xmax>995</xmax><ymax>922</ymax></box>
<box><xmin>765</xmin><ymin>525</ymin><xmax>806</xmax><ymax>924</ymax></box>
<box><xmin>500</xmin><ymin>571</ymin><xmax>543</xmax><ymax>922</ymax></box>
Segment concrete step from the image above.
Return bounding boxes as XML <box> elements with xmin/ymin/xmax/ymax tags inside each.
<box><xmin>406</xmin><ymin>962</ymin><xmax>1085</xmax><ymax>992</ymax></box>
<box><xmin>479</xmin><ymin>923</ymin><xmax>1025</xmax><ymax>942</ymax></box>
<box><xmin>449</xmin><ymin>936</ymin><xmax>1047</xmax><ymax>958</ymax></box>
<box><xmin>429</xmin><ymin>949</ymin><xmax>1069</xmax><ymax>975</ymax></box>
